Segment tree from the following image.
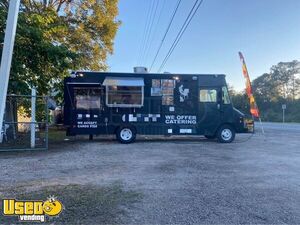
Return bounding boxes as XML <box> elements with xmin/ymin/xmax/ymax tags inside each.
<box><xmin>0</xmin><ymin>0</ymin><xmax>120</xmax><ymax>97</ymax></box>
<box><xmin>252</xmin><ymin>73</ymin><xmax>278</xmax><ymax>102</ymax></box>
<box><xmin>232</xmin><ymin>60</ymin><xmax>300</xmax><ymax>122</ymax></box>
<box><xmin>269</xmin><ymin>61</ymin><xmax>300</xmax><ymax>100</ymax></box>
<box><xmin>230</xmin><ymin>91</ymin><xmax>249</xmax><ymax>113</ymax></box>
<box><xmin>251</xmin><ymin>61</ymin><xmax>300</xmax><ymax>102</ymax></box>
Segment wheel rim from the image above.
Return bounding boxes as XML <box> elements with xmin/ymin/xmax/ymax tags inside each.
<box><xmin>221</xmin><ymin>128</ymin><xmax>232</xmax><ymax>141</ymax></box>
<box><xmin>120</xmin><ymin>128</ymin><xmax>133</xmax><ymax>141</ymax></box>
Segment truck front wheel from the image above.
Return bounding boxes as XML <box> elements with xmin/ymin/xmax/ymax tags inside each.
<box><xmin>217</xmin><ymin>125</ymin><xmax>235</xmax><ymax>143</ymax></box>
<box><xmin>116</xmin><ymin>127</ymin><xmax>136</xmax><ymax>144</ymax></box>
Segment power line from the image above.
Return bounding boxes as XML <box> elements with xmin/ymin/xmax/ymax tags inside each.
<box><xmin>137</xmin><ymin>0</ymin><xmax>153</xmax><ymax>65</ymax></box>
<box><xmin>149</xmin><ymin>0</ymin><xmax>182</xmax><ymax>72</ymax></box>
<box><xmin>140</xmin><ymin>0</ymin><xmax>160</xmax><ymax>65</ymax></box>
<box><xmin>143</xmin><ymin>0</ymin><xmax>166</xmax><ymax>66</ymax></box>
<box><xmin>158</xmin><ymin>0</ymin><xmax>205</xmax><ymax>73</ymax></box>
<box><xmin>158</xmin><ymin>0</ymin><xmax>204</xmax><ymax>72</ymax></box>
<box><xmin>137</xmin><ymin>0</ymin><xmax>155</xmax><ymax>65</ymax></box>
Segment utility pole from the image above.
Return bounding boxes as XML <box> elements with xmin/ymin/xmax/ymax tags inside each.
<box><xmin>0</xmin><ymin>0</ymin><xmax>21</xmax><ymax>143</ymax></box>
<box><xmin>31</xmin><ymin>87</ymin><xmax>36</xmax><ymax>148</ymax></box>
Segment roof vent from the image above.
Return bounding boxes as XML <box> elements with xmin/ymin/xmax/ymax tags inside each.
<box><xmin>134</xmin><ymin>67</ymin><xmax>148</xmax><ymax>73</ymax></box>
<box><xmin>70</xmin><ymin>71</ymin><xmax>76</xmax><ymax>78</ymax></box>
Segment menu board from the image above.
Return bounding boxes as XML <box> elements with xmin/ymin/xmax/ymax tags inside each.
<box><xmin>152</xmin><ymin>79</ymin><xmax>161</xmax><ymax>88</ymax></box>
<box><xmin>151</xmin><ymin>87</ymin><xmax>162</xmax><ymax>96</ymax></box>
<box><xmin>161</xmin><ymin>79</ymin><xmax>175</xmax><ymax>88</ymax></box>
<box><xmin>151</xmin><ymin>79</ymin><xmax>175</xmax><ymax>105</ymax></box>
<box><xmin>162</xmin><ymin>88</ymin><xmax>174</xmax><ymax>96</ymax></box>
<box><xmin>162</xmin><ymin>96</ymin><xmax>174</xmax><ymax>106</ymax></box>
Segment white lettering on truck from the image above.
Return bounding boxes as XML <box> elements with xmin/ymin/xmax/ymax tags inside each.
<box><xmin>77</xmin><ymin>121</ymin><xmax>98</xmax><ymax>128</ymax></box>
<box><xmin>165</xmin><ymin>115</ymin><xmax>197</xmax><ymax>125</ymax></box>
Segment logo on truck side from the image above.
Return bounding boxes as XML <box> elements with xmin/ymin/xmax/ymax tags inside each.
<box><xmin>179</xmin><ymin>85</ymin><xmax>190</xmax><ymax>102</ymax></box>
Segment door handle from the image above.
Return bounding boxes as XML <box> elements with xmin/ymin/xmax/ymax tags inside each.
<box><xmin>217</xmin><ymin>104</ymin><xmax>224</xmax><ymax>112</ymax></box>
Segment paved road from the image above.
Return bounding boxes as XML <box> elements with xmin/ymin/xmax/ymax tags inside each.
<box><xmin>257</xmin><ymin>122</ymin><xmax>300</xmax><ymax>132</ymax></box>
<box><xmin>0</xmin><ymin>123</ymin><xmax>299</xmax><ymax>224</ymax></box>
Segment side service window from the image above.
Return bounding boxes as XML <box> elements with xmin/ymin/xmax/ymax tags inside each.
<box><xmin>199</xmin><ymin>89</ymin><xmax>217</xmax><ymax>103</ymax></box>
<box><xmin>222</xmin><ymin>86</ymin><xmax>231</xmax><ymax>104</ymax></box>
<box><xmin>107</xmin><ymin>86</ymin><xmax>143</xmax><ymax>107</ymax></box>
<box><xmin>74</xmin><ymin>87</ymin><xmax>101</xmax><ymax>110</ymax></box>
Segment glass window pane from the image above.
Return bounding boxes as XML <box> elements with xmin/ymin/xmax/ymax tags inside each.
<box><xmin>222</xmin><ymin>86</ymin><xmax>231</xmax><ymax>104</ymax></box>
<box><xmin>199</xmin><ymin>89</ymin><xmax>217</xmax><ymax>102</ymax></box>
<box><xmin>74</xmin><ymin>88</ymin><xmax>101</xmax><ymax>110</ymax></box>
<box><xmin>107</xmin><ymin>86</ymin><xmax>143</xmax><ymax>107</ymax></box>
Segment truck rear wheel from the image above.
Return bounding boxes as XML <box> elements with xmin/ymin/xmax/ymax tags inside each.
<box><xmin>116</xmin><ymin>127</ymin><xmax>136</xmax><ymax>144</ymax></box>
<box><xmin>217</xmin><ymin>125</ymin><xmax>235</xmax><ymax>143</ymax></box>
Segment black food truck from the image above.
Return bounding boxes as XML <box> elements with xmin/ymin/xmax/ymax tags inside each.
<box><xmin>64</xmin><ymin>70</ymin><xmax>254</xmax><ymax>143</ymax></box>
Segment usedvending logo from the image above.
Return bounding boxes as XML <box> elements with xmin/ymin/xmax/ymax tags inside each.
<box><xmin>2</xmin><ymin>196</ymin><xmax>63</xmax><ymax>222</ymax></box>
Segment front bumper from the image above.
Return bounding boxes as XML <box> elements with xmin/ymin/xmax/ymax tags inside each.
<box><xmin>244</xmin><ymin>118</ymin><xmax>254</xmax><ymax>133</ymax></box>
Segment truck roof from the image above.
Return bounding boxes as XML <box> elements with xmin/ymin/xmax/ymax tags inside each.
<box><xmin>65</xmin><ymin>71</ymin><xmax>228</xmax><ymax>87</ymax></box>
<box><xmin>73</xmin><ymin>71</ymin><xmax>226</xmax><ymax>77</ymax></box>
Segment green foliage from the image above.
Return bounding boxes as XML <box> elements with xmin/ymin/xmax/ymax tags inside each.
<box><xmin>231</xmin><ymin>60</ymin><xmax>300</xmax><ymax>122</ymax></box>
<box><xmin>0</xmin><ymin>0</ymin><xmax>120</xmax><ymax>100</ymax></box>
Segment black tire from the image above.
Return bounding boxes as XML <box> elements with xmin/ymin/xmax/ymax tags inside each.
<box><xmin>217</xmin><ymin>125</ymin><xmax>235</xmax><ymax>143</ymax></box>
<box><xmin>204</xmin><ymin>135</ymin><xmax>216</xmax><ymax>139</ymax></box>
<box><xmin>116</xmin><ymin>126</ymin><xmax>136</xmax><ymax>144</ymax></box>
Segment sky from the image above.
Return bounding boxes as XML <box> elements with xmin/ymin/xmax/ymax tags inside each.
<box><xmin>107</xmin><ymin>0</ymin><xmax>300</xmax><ymax>91</ymax></box>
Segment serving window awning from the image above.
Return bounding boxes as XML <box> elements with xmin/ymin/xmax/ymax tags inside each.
<box><xmin>103</xmin><ymin>77</ymin><xmax>144</xmax><ymax>87</ymax></box>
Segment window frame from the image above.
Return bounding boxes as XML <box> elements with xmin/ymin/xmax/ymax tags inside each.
<box><xmin>105</xmin><ymin>85</ymin><xmax>144</xmax><ymax>108</ymax></box>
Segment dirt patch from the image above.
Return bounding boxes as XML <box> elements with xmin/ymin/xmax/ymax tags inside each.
<box><xmin>1</xmin><ymin>183</ymin><xmax>142</xmax><ymax>225</ymax></box>
<box><xmin>0</xmin><ymin>123</ymin><xmax>300</xmax><ymax>224</ymax></box>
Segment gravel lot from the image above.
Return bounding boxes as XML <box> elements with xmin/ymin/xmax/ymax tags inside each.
<box><xmin>0</xmin><ymin>123</ymin><xmax>300</xmax><ymax>224</ymax></box>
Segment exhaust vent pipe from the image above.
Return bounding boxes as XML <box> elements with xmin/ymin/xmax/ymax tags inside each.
<box><xmin>134</xmin><ymin>67</ymin><xmax>148</xmax><ymax>73</ymax></box>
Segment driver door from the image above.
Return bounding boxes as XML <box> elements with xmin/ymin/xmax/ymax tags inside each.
<box><xmin>198</xmin><ymin>87</ymin><xmax>221</xmax><ymax>135</ymax></box>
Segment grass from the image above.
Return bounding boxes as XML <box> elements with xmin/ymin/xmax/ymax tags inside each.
<box><xmin>1</xmin><ymin>183</ymin><xmax>142</xmax><ymax>224</ymax></box>
<box><xmin>48</xmin><ymin>129</ymin><xmax>68</xmax><ymax>142</ymax></box>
